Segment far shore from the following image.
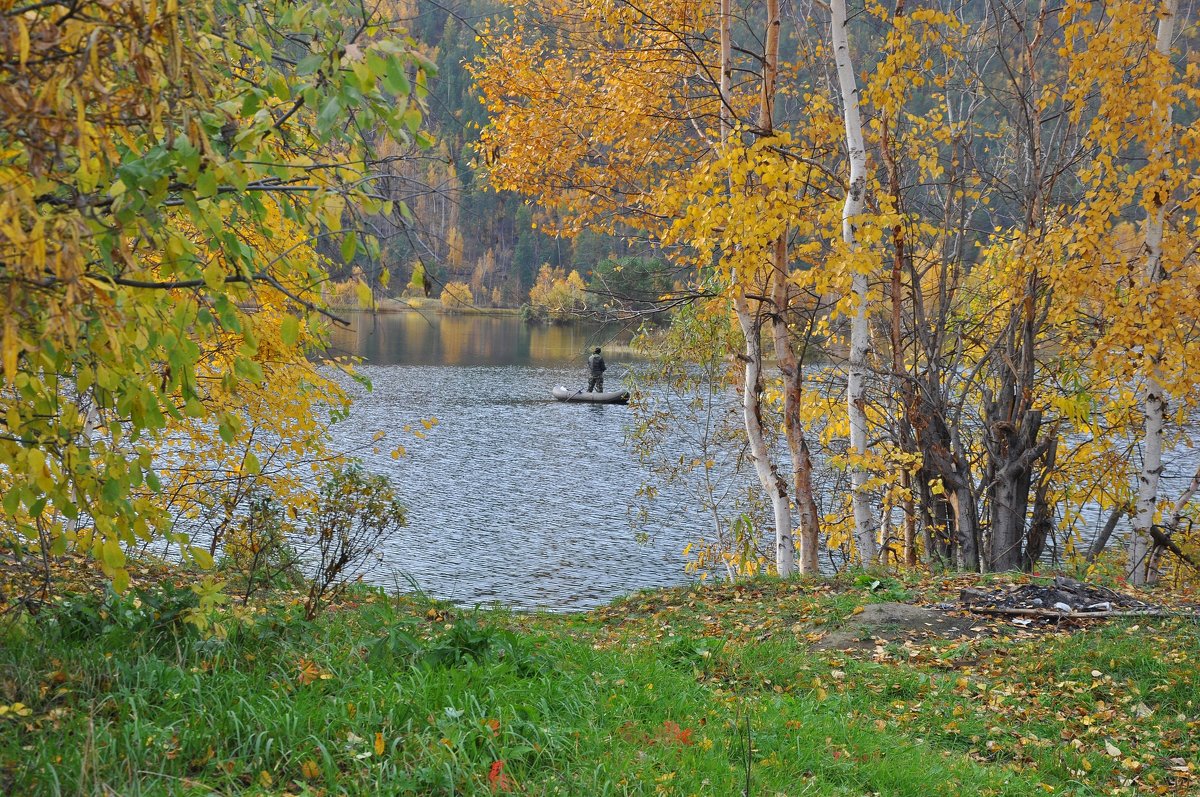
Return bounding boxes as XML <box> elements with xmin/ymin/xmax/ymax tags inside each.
<box><xmin>326</xmin><ymin>297</ymin><xmax>523</xmax><ymax>316</ymax></box>
<box><xmin>326</xmin><ymin>298</ymin><xmax>642</xmax><ymax>329</ymax></box>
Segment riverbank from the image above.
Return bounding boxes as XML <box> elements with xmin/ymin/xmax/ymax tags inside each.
<box><xmin>326</xmin><ymin>301</ymin><xmax>651</xmax><ymax>355</ymax></box>
<box><xmin>1</xmin><ymin>570</ymin><xmax>1196</xmax><ymax>795</ymax></box>
<box><xmin>327</xmin><ymin>297</ymin><xmax>524</xmax><ymax>316</ymax></box>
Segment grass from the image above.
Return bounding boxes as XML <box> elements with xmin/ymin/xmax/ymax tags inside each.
<box><xmin>0</xmin><ymin>572</ymin><xmax>1196</xmax><ymax>796</ymax></box>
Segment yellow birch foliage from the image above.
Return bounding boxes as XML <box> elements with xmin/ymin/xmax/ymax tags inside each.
<box><xmin>0</xmin><ymin>0</ymin><xmax>431</xmax><ymax>589</ymax></box>
<box><xmin>1043</xmin><ymin>0</ymin><xmax>1200</xmax><ymax>542</ymax></box>
<box><xmin>471</xmin><ymin>0</ymin><xmax>724</xmax><ymax>236</ymax></box>
<box><xmin>1052</xmin><ymin>0</ymin><xmax>1200</xmax><ymax>395</ymax></box>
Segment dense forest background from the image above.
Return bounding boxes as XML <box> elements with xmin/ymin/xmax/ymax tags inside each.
<box><xmin>324</xmin><ymin>0</ymin><xmax>669</xmax><ymax>308</ymax></box>
<box><xmin>325</xmin><ymin>0</ymin><xmax>768</xmax><ymax>317</ymax></box>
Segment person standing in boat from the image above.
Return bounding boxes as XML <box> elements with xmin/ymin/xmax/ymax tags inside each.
<box><xmin>587</xmin><ymin>347</ymin><xmax>607</xmax><ymax>393</ymax></box>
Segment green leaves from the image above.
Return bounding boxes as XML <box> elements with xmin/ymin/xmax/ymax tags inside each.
<box><xmin>317</xmin><ymin>97</ymin><xmax>342</xmax><ymax>139</ymax></box>
<box><xmin>0</xmin><ymin>0</ymin><xmax>434</xmax><ymax>597</ymax></box>
<box><xmin>340</xmin><ymin>231</ymin><xmax>358</xmax><ymax>263</ymax></box>
<box><xmin>382</xmin><ymin>54</ymin><xmax>411</xmax><ymax>95</ymax></box>
<box><xmin>280</xmin><ymin>315</ymin><xmax>301</xmax><ymax>346</ymax></box>
<box><xmin>195</xmin><ymin>170</ymin><xmax>219</xmax><ymax>199</ymax></box>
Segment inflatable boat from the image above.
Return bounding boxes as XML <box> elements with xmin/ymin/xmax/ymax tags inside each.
<box><xmin>552</xmin><ymin>386</ymin><xmax>630</xmax><ymax>405</ymax></box>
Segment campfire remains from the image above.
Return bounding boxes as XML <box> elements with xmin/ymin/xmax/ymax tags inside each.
<box><xmin>958</xmin><ymin>576</ymin><xmax>1172</xmax><ymax>620</ymax></box>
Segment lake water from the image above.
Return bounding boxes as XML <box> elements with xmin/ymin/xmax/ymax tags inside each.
<box><xmin>323</xmin><ymin>311</ymin><xmax>1199</xmax><ymax>608</ymax></box>
<box><xmin>326</xmin><ymin>311</ymin><xmax>700</xmax><ymax>611</ymax></box>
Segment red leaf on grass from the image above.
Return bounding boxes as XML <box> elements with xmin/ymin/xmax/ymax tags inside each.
<box><xmin>661</xmin><ymin>720</ymin><xmax>694</xmax><ymax>746</ymax></box>
<box><xmin>488</xmin><ymin>760</ymin><xmax>514</xmax><ymax>792</ymax></box>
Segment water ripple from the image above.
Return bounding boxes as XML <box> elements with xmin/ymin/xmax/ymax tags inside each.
<box><xmin>330</xmin><ymin>363</ymin><xmax>698</xmax><ymax>611</ymax></box>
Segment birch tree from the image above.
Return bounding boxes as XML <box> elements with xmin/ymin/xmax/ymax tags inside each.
<box><xmin>727</xmin><ymin>0</ymin><xmax>797</xmax><ymax>577</ymax></box>
<box><xmin>830</xmin><ymin>0</ymin><xmax>878</xmax><ymax>563</ymax></box>
<box><xmin>1050</xmin><ymin>0</ymin><xmax>1200</xmax><ymax>583</ymax></box>
<box><xmin>1129</xmin><ymin>0</ymin><xmax>1182</xmax><ymax>585</ymax></box>
<box><xmin>474</xmin><ymin>0</ymin><xmax>840</xmax><ymax>577</ymax></box>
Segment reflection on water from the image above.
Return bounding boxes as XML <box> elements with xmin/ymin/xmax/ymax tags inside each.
<box><xmin>330</xmin><ymin>310</ymin><xmax>630</xmax><ymax>368</ymax></box>
<box><xmin>327</xmin><ymin>312</ymin><xmax>696</xmax><ymax>611</ymax></box>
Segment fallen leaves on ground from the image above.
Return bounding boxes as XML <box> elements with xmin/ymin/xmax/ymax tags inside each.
<box><xmin>520</xmin><ymin>573</ymin><xmax>1200</xmax><ymax>795</ymax></box>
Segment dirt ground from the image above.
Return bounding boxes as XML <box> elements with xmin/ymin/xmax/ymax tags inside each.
<box><xmin>812</xmin><ymin>602</ymin><xmax>988</xmax><ymax>650</ymax></box>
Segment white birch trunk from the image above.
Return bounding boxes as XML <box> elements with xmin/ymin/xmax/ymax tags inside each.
<box><xmin>830</xmin><ymin>0</ymin><xmax>877</xmax><ymax>564</ymax></box>
<box><xmin>1130</xmin><ymin>0</ymin><xmax>1179</xmax><ymax>585</ymax></box>
<box><xmin>735</xmin><ymin>294</ymin><xmax>795</xmax><ymax>576</ymax></box>
<box><xmin>1131</xmin><ymin>376</ymin><xmax>1165</xmax><ymax>583</ymax></box>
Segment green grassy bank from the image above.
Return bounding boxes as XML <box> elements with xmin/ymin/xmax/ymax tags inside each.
<box><xmin>1</xmin><ymin>574</ymin><xmax>1196</xmax><ymax>796</ymax></box>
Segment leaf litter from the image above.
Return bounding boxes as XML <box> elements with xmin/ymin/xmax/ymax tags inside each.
<box><xmin>537</xmin><ymin>572</ymin><xmax>1200</xmax><ymax>795</ymax></box>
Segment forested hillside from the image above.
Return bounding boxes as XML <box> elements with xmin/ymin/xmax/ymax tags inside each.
<box><xmin>335</xmin><ymin>0</ymin><xmax>674</xmax><ymax>309</ymax></box>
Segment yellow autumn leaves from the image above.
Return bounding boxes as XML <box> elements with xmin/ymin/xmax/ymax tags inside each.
<box><xmin>1</xmin><ymin>0</ymin><xmax>433</xmax><ymax>593</ymax></box>
<box><xmin>473</xmin><ymin>0</ymin><xmax>1200</xmax><ymax>575</ymax></box>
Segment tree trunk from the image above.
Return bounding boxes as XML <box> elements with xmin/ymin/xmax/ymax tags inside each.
<box><xmin>900</xmin><ymin>471</ymin><xmax>916</xmax><ymax>566</ymax></box>
<box><xmin>830</xmin><ymin>0</ymin><xmax>877</xmax><ymax>564</ymax></box>
<box><xmin>770</xmin><ymin>248</ymin><xmax>819</xmax><ymax>574</ymax></box>
<box><xmin>760</xmin><ymin>0</ymin><xmax>779</xmax><ymax>132</ymax></box>
<box><xmin>720</xmin><ymin>0</ymin><xmax>794</xmax><ymax>578</ymax></box>
<box><xmin>1130</xmin><ymin>0</ymin><xmax>1180</xmax><ymax>586</ymax></box>
<box><xmin>985</xmin><ymin>374</ymin><xmax>1042</xmax><ymax>572</ymax></box>
<box><xmin>761</xmin><ymin>0</ymin><xmax>818</xmax><ymax>574</ymax></box>
<box><xmin>1144</xmin><ymin>461</ymin><xmax>1200</xmax><ymax>581</ymax></box>
<box><xmin>983</xmin><ymin>235</ymin><xmax>1046</xmax><ymax>570</ymax></box>
<box><xmin>719</xmin><ymin>0</ymin><xmax>731</xmax><ymax>145</ymax></box>
<box><xmin>949</xmin><ymin>430</ymin><xmax>980</xmax><ymax>572</ymax></box>
<box><xmin>735</xmin><ymin>295</ymin><xmax>795</xmax><ymax>577</ymax></box>
<box><xmin>949</xmin><ymin>483</ymin><xmax>980</xmax><ymax>572</ymax></box>
<box><xmin>909</xmin><ymin>376</ymin><xmax>971</xmax><ymax>569</ymax></box>
<box><xmin>1022</xmin><ymin>434</ymin><xmax>1057</xmax><ymax>571</ymax></box>
<box><xmin>990</xmin><ymin>460</ymin><xmax>1032</xmax><ymax>571</ymax></box>
<box><xmin>883</xmin><ymin>0</ymin><xmax>916</xmax><ymax>569</ymax></box>
<box><xmin>924</xmin><ymin>483</ymin><xmax>953</xmax><ymax>568</ymax></box>
<box><xmin>1132</xmin><ymin>378</ymin><xmax>1166</xmax><ymax>583</ymax></box>
<box><xmin>1086</xmin><ymin>506</ymin><xmax>1128</xmax><ymax>563</ymax></box>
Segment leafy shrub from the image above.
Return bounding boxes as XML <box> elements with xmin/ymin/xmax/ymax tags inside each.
<box><xmin>304</xmin><ymin>465</ymin><xmax>407</xmax><ymax>619</ymax></box>
<box><xmin>220</xmin><ymin>491</ymin><xmax>304</xmax><ymax>604</ymax></box>
<box><xmin>527</xmin><ymin>264</ymin><xmax>588</xmax><ymax>322</ymax></box>
<box><xmin>853</xmin><ymin>572</ymin><xmax>913</xmax><ymax>602</ymax></box>
<box><xmin>664</xmin><ymin>634</ymin><xmax>725</xmax><ymax>675</ymax></box>
<box><xmin>440</xmin><ymin>281</ymin><xmax>474</xmax><ymax>311</ymax></box>
<box><xmin>369</xmin><ymin>614</ymin><xmax>540</xmax><ymax>674</ymax></box>
<box><xmin>49</xmin><ymin>581</ymin><xmax>203</xmax><ymax>651</ymax></box>
<box><xmin>419</xmin><ymin>618</ymin><xmax>532</xmax><ymax>670</ymax></box>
